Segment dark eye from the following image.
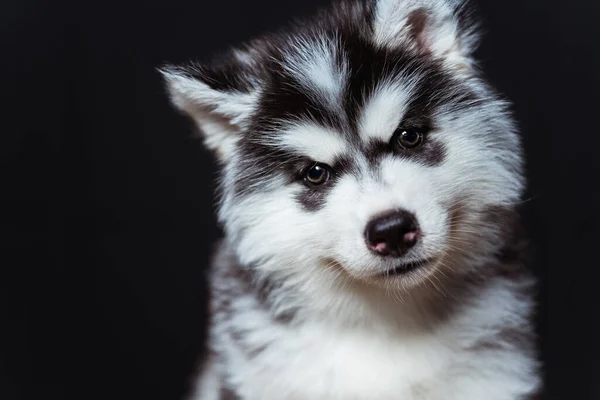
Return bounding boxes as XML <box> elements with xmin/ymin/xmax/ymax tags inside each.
<box><xmin>394</xmin><ymin>128</ymin><xmax>424</xmax><ymax>149</ymax></box>
<box><xmin>304</xmin><ymin>163</ymin><xmax>331</xmax><ymax>186</ymax></box>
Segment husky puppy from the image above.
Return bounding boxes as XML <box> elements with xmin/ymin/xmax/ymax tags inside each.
<box><xmin>161</xmin><ymin>0</ymin><xmax>541</xmax><ymax>398</ymax></box>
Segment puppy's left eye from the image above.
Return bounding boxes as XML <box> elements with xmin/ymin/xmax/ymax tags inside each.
<box><xmin>394</xmin><ymin>128</ymin><xmax>424</xmax><ymax>149</ymax></box>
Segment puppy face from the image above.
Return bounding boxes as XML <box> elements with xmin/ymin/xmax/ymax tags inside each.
<box><xmin>162</xmin><ymin>0</ymin><xmax>523</xmax><ymax>294</ymax></box>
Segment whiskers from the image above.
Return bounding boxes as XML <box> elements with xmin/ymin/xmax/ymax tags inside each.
<box><xmin>318</xmin><ymin>258</ymin><xmax>352</xmax><ymax>292</ymax></box>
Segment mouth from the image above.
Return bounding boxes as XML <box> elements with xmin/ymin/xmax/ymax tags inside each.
<box><xmin>379</xmin><ymin>258</ymin><xmax>434</xmax><ymax>277</ymax></box>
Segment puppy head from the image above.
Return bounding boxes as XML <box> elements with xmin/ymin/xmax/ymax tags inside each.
<box><xmin>162</xmin><ymin>0</ymin><xmax>523</xmax><ymax>298</ymax></box>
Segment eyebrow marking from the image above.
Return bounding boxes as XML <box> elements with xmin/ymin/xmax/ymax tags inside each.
<box><xmin>270</xmin><ymin>122</ymin><xmax>350</xmax><ymax>165</ymax></box>
<box><xmin>358</xmin><ymin>80</ymin><xmax>416</xmax><ymax>143</ymax></box>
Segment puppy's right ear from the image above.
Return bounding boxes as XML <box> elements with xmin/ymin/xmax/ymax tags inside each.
<box><xmin>160</xmin><ymin>52</ymin><xmax>260</xmax><ymax>161</ymax></box>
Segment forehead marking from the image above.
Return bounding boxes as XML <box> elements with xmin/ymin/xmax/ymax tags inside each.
<box><xmin>359</xmin><ymin>80</ymin><xmax>416</xmax><ymax>144</ymax></box>
<box><xmin>273</xmin><ymin>122</ymin><xmax>350</xmax><ymax>165</ymax></box>
<box><xmin>283</xmin><ymin>36</ymin><xmax>348</xmax><ymax>111</ymax></box>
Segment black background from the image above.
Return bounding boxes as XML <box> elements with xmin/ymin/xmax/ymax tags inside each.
<box><xmin>2</xmin><ymin>0</ymin><xmax>599</xmax><ymax>399</ymax></box>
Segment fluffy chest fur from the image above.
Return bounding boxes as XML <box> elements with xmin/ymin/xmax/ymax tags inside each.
<box><xmin>190</xmin><ymin>244</ymin><xmax>540</xmax><ymax>400</ymax></box>
<box><xmin>234</xmin><ymin>323</ymin><xmax>456</xmax><ymax>399</ymax></box>
<box><xmin>230</xmin><ymin>327</ymin><xmax>532</xmax><ymax>400</ymax></box>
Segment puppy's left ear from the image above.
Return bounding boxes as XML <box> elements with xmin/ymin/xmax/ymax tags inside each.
<box><xmin>373</xmin><ymin>0</ymin><xmax>480</xmax><ymax>71</ymax></box>
<box><xmin>160</xmin><ymin>51</ymin><xmax>260</xmax><ymax>161</ymax></box>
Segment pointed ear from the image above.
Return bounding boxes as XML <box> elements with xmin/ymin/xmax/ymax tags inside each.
<box><xmin>160</xmin><ymin>53</ymin><xmax>260</xmax><ymax>160</ymax></box>
<box><xmin>373</xmin><ymin>0</ymin><xmax>480</xmax><ymax>70</ymax></box>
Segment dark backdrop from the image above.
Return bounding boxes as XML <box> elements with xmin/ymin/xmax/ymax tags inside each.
<box><xmin>2</xmin><ymin>0</ymin><xmax>599</xmax><ymax>399</ymax></box>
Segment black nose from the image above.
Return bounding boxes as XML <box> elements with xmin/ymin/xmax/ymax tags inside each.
<box><xmin>365</xmin><ymin>210</ymin><xmax>420</xmax><ymax>257</ymax></box>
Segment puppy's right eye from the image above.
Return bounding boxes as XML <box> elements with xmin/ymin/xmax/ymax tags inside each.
<box><xmin>304</xmin><ymin>163</ymin><xmax>331</xmax><ymax>186</ymax></box>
